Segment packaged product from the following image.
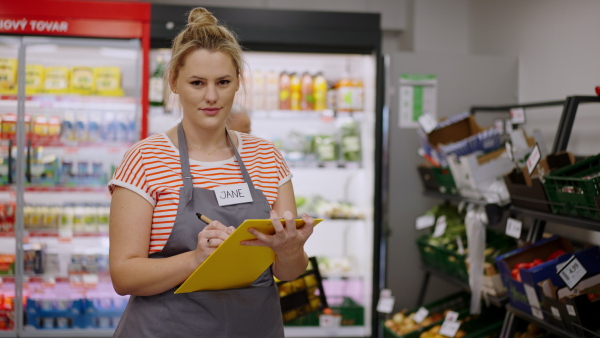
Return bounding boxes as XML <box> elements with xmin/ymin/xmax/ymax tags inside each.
<box><xmin>0</xmin><ymin>59</ymin><xmax>17</xmax><ymax>94</ymax></box>
<box><xmin>44</xmin><ymin>66</ymin><xmax>69</xmax><ymax>94</ymax></box>
<box><xmin>265</xmin><ymin>70</ymin><xmax>279</xmax><ymax>111</ymax></box>
<box><xmin>279</xmin><ymin>72</ymin><xmax>291</xmax><ymax>110</ymax></box>
<box><xmin>300</xmin><ymin>72</ymin><xmax>314</xmax><ymax>110</ymax></box>
<box><xmin>290</xmin><ymin>72</ymin><xmax>301</xmax><ymax>110</ymax></box>
<box><xmin>313</xmin><ymin>72</ymin><xmax>327</xmax><ymax>110</ymax></box>
<box><xmin>252</xmin><ymin>70</ymin><xmax>265</xmax><ymax>110</ymax></box>
<box><xmin>70</xmin><ymin>66</ymin><xmax>95</xmax><ymax>95</ymax></box>
<box><xmin>25</xmin><ymin>64</ymin><xmax>44</xmax><ymax>94</ymax></box>
<box><xmin>95</xmin><ymin>67</ymin><xmax>124</xmax><ymax>96</ymax></box>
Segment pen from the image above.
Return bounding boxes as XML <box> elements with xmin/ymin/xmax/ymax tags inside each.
<box><xmin>196</xmin><ymin>213</ymin><xmax>212</xmax><ymax>225</ymax></box>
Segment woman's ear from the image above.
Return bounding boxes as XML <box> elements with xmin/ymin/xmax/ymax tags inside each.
<box><xmin>169</xmin><ymin>70</ymin><xmax>178</xmax><ymax>94</ymax></box>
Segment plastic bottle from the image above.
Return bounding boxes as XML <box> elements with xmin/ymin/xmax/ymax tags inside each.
<box><xmin>252</xmin><ymin>70</ymin><xmax>265</xmax><ymax>110</ymax></box>
<box><xmin>279</xmin><ymin>72</ymin><xmax>291</xmax><ymax>110</ymax></box>
<box><xmin>265</xmin><ymin>70</ymin><xmax>279</xmax><ymax>111</ymax></box>
<box><xmin>351</xmin><ymin>79</ymin><xmax>364</xmax><ymax>111</ymax></box>
<box><xmin>300</xmin><ymin>72</ymin><xmax>314</xmax><ymax>110</ymax></box>
<box><xmin>313</xmin><ymin>73</ymin><xmax>328</xmax><ymax>111</ymax></box>
<box><xmin>290</xmin><ymin>73</ymin><xmax>301</xmax><ymax>111</ymax></box>
<box><xmin>335</xmin><ymin>78</ymin><xmax>353</xmax><ymax>112</ymax></box>
<box><xmin>149</xmin><ymin>55</ymin><xmax>166</xmax><ymax>107</ymax></box>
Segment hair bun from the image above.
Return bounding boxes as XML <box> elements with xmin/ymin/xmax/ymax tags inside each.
<box><xmin>187</xmin><ymin>7</ymin><xmax>218</xmax><ymax>28</ymax></box>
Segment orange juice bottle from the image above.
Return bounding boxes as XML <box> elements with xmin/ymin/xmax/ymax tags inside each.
<box><xmin>279</xmin><ymin>72</ymin><xmax>291</xmax><ymax>110</ymax></box>
<box><xmin>300</xmin><ymin>72</ymin><xmax>314</xmax><ymax>110</ymax></box>
<box><xmin>290</xmin><ymin>73</ymin><xmax>301</xmax><ymax>110</ymax></box>
<box><xmin>313</xmin><ymin>72</ymin><xmax>327</xmax><ymax>111</ymax></box>
<box><xmin>335</xmin><ymin>78</ymin><xmax>353</xmax><ymax>112</ymax></box>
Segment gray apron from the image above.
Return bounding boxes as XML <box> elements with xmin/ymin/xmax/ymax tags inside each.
<box><xmin>114</xmin><ymin>124</ymin><xmax>284</xmax><ymax>337</ymax></box>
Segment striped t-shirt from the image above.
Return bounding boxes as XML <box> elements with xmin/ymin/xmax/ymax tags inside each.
<box><xmin>108</xmin><ymin>131</ymin><xmax>292</xmax><ymax>254</ymax></box>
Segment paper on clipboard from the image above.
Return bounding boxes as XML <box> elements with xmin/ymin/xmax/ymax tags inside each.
<box><xmin>175</xmin><ymin>218</ymin><xmax>322</xmax><ymax>294</ymax></box>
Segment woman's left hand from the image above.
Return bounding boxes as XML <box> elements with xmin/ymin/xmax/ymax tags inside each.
<box><xmin>242</xmin><ymin>209</ymin><xmax>314</xmax><ymax>257</ymax></box>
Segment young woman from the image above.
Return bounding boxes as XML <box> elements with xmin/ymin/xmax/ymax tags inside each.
<box><xmin>108</xmin><ymin>7</ymin><xmax>314</xmax><ymax>337</ymax></box>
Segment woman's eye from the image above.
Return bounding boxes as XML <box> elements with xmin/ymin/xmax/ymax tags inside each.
<box><xmin>218</xmin><ymin>80</ymin><xmax>231</xmax><ymax>86</ymax></box>
<box><xmin>190</xmin><ymin>80</ymin><xmax>203</xmax><ymax>86</ymax></box>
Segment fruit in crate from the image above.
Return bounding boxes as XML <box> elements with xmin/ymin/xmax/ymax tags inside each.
<box><xmin>419</xmin><ymin>324</ymin><xmax>466</xmax><ymax>338</ymax></box>
<box><xmin>384</xmin><ymin>309</ymin><xmax>444</xmax><ymax>335</ymax></box>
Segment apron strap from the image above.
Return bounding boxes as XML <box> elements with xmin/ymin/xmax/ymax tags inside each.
<box><xmin>226</xmin><ymin>128</ymin><xmax>256</xmax><ymax>190</ymax></box>
<box><xmin>177</xmin><ymin>123</ymin><xmax>194</xmax><ymax>206</ymax></box>
<box><xmin>177</xmin><ymin>124</ymin><xmax>257</xmax><ymax>206</ymax></box>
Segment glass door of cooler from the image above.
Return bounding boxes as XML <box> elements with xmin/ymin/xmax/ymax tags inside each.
<box><xmin>0</xmin><ymin>36</ymin><xmax>19</xmax><ymax>338</ymax></box>
<box><xmin>5</xmin><ymin>36</ymin><xmax>142</xmax><ymax>337</ymax></box>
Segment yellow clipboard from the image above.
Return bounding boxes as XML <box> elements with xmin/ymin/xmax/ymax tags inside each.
<box><xmin>175</xmin><ymin>218</ymin><xmax>323</xmax><ymax>294</ymax></box>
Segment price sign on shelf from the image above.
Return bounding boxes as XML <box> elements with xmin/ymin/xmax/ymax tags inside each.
<box><xmin>526</xmin><ymin>144</ymin><xmax>542</xmax><ymax>175</ymax></box>
<box><xmin>505</xmin><ymin>218</ymin><xmax>522</xmax><ymax>239</ymax></box>
<box><xmin>510</xmin><ymin>107</ymin><xmax>526</xmax><ymax>124</ymax></box>
<box><xmin>413</xmin><ymin>307</ymin><xmax>429</xmax><ymax>324</ymax></box>
<box><xmin>558</xmin><ymin>255</ymin><xmax>587</xmax><ymax>290</ymax></box>
<box><xmin>416</xmin><ymin>215</ymin><xmax>436</xmax><ymax>230</ymax></box>
<box><xmin>439</xmin><ymin>311</ymin><xmax>460</xmax><ymax>338</ymax></box>
<box><xmin>376</xmin><ymin>289</ymin><xmax>395</xmax><ymax>314</ymax></box>
<box><xmin>432</xmin><ymin>216</ymin><xmax>447</xmax><ymax>238</ymax></box>
<box><xmin>418</xmin><ymin>113</ymin><xmax>438</xmax><ymax>134</ymax></box>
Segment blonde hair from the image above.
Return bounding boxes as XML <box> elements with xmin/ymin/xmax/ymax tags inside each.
<box><xmin>168</xmin><ymin>7</ymin><xmax>244</xmax><ymax>88</ymax></box>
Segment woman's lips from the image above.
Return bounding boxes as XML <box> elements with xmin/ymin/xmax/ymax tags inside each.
<box><xmin>202</xmin><ymin>108</ymin><xmax>220</xmax><ymax>116</ymax></box>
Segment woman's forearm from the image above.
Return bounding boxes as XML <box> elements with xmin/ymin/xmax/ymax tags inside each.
<box><xmin>272</xmin><ymin>250</ymin><xmax>309</xmax><ymax>281</ymax></box>
<box><xmin>110</xmin><ymin>251</ymin><xmax>199</xmax><ymax>296</ymax></box>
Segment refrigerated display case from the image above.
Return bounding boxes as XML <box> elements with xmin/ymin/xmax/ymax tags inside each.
<box><xmin>150</xmin><ymin>5</ymin><xmax>386</xmax><ymax>337</ymax></box>
<box><xmin>0</xmin><ymin>1</ymin><xmax>150</xmax><ymax>336</ymax></box>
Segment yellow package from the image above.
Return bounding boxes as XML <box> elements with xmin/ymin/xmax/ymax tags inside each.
<box><xmin>44</xmin><ymin>67</ymin><xmax>69</xmax><ymax>94</ymax></box>
<box><xmin>70</xmin><ymin>66</ymin><xmax>95</xmax><ymax>95</ymax></box>
<box><xmin>0</xmin><ymin>59</ymin><xmax>18</xmax><ymax>94</ymax></box>
<box><xmin>25</xmin><ymin>64</ymin><xmax>44</xmax><ymax>95</ymax></box>
<box><xmin>94</xmin><ymin>67</ymin><xmax>124</xmax><ymax>96</ymax></box>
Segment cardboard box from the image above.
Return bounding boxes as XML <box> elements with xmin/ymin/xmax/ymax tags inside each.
<box><xmin>504</xmin><ymin>152</ymin><xmax>576</xmax><ymax>212</ymax></box>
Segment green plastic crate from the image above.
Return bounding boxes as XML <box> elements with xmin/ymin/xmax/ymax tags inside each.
<box><xmin>416</xmin><ymin>231</ymin><xmax>516</xmax><ymax>284</ymax></box>
<box><xmin>433</xmin><ymin>167</ymin><xmax>459</xmax><ymax>195</ymax></box>
<box><xmin>383</xmin><ymin>292</ymin><xmax>471</xmax><ymax>338</ymax></box>
<box><xmin>543</xmin><ymin>154</ymin><xmax>600</xmax><ymax>220</ymax></box>
<box><xmin>284</xmin><ymin>297</ymin><xmax>365</xmax><ymax>327</ymax></box>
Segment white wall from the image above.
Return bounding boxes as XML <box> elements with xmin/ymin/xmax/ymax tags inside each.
<box><xmin>413</xmin><ymin>0</ymin><xmax>469</xmax><ymax>53</ymax></box>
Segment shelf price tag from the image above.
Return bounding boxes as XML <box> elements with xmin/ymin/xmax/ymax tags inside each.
<box><xmin>505</xmin><ymin>218</ymin><xmax>522</xmax><ymax>239</ymax></box>
<box><xmin>376</xmin><ymin>289</ymin><xmax>395</xmax><ymax>314</ymax></box>
<box><xmin>510</xmin><ymin>107</ymin><xmax>526</xmax><ymax>124</ymax></box>
<box><xmin>526</xmin><ymin>144</ymin><xmax>541</xmax><ymax>175</ymax></box>
<box><xmin>523</xmin><ymin>284</ymin><xmax>544</xmax><ymax>320</ymax></box>
<box><xmin>558</xmin><ymin>255</ymin><xmax>587</xmax><ymax>290</ymax></box>
<box><xmin>566</xmin><ymin>304</ymin><xmax>577</xmax><ymax>317</ymax></box>
<box><xmin>551</xmin><ymin>306</ymin><xmax>561</xmax><ymax>319</ymax></box>
<box><xmin>416</xmin><ymin>215</ymin><xmax>436</xmax><ymax>230</ymax></box>
<box><xmin>494</xmin><ymin>119</ymin><xmax>505</xmax><ymax>134</ymax></box>
<box><xmin>432</xmin><ymin>215</ymin><xmax>447</xmax><ymax>238</ymax></box>
<box><xmin>418</xmin><ymin>113</ymin><xmax>438</xmax><ymax>134</ymax></box>
<box><xmin>413</xmin><ymin>307</ymin><xmax>429</xmax><ymax>324</ymax></box>
<box><xmin>439</xmin><ymin>311</ymin><xmax>460</xmax><ymax>338</ymax></box>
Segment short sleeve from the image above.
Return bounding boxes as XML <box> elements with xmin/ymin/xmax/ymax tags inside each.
<box><xmin>272</xmin><ymin>145</ymin><xmax>292</xmax><ymax>187</ymax></box>
<box><xmin>108</xmin><ymin>145</ymin><xmax>156</xmax><ymax>207</ymax></box>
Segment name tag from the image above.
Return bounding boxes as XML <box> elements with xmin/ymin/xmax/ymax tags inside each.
<box><xmin>213</xmin><ymin>183</ymin><xmax>253</xmax><ymax>206</ymax></box>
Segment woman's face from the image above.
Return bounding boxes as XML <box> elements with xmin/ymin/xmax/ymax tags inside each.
<box><xmin>173</xmin><ymin>49</ymin><xmax>239</xmax><ymax>130</ymax></box>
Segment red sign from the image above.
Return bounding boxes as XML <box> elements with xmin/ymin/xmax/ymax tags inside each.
<box><xmin>0</xmin><ymin>17</ymin><xmax>142</xmax><ymax>38</ymax></box>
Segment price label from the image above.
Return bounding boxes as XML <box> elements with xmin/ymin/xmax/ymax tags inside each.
<box><xmin>558</xmin><ymin>255</ymin><xmax>587</xmax><ymax>290</ymax></box>
<box><xmin>566</xmin><ymin>304</ymin><xmax>577</xmax><ymax>317</ymax></box>
<box><xmin>505</xmin><ymin>218</ymin><xmax>522</xmax><ymax>239</ymax></box>
<box><xmin>376</xmin><ymin>296</ymin><xmax>395</xmax><ymax>314</ymax></box>
<box><xmin>510</xmin><ymin>107</ymin><xmax>526</xmax><ymax>124</ymax></box>
<box><xmin>526</xmin><ymin>144</ymin><xmax>541</xmax><ymax>175</ymax></box>
<box><xmin>439</xmin><ymin>320</ymin><xmax>461</xmax><ymax>337</ymax></box>
<box><xmin>494</xmin><ymin>119</ymin><xmax>505</xmax><ymax>134</ymax></box>
<box><xmin>524</xmin><ymin>284</ymin><xmax>541</xmax><ymax>308</ymax></box>
<box><xmin>58</xmin><ymin>228</ymin><xmax>73</xmax><ymax>243</ymax></box>
<box><xmin>432</xmin><ymin>216</ymin><xmax>447</xmax><ymax>238</ymax></box>
<box><xmin>377</xmin><ymin>289</ymin><xmax>395</xmax><ymax>314</ymax></box>
<box><xmin>416</xmin><ymin>215</ymin><xmax>436</xmax><ymax>230</ymax></box>
<box><xmin>505</xmin><ymin>142</ymin><xmax>514</xmax><ymax>162</ymax></box>
<box><xmin>418</xmin><ymin>113</ymin><xmax>438</xmax><ymax>134</ymax></box>
<box><xmin>531</xmin><ymin>306</ymin><xmax>544</xmax><ymax>320</ymax></box>
<box><xmin>551</xmin><ymin>306</ymin><xmax>561</xmax><ymax>319</ymax></box>
<box><xmin>444</xmin><ymin>310</ymin><xmax>459</xmax><ymax>322</ymax></box>
<box><xmin>413</xmin><ymin>307</ymin><xmax>429</xmax><ymax>324</ymax></box>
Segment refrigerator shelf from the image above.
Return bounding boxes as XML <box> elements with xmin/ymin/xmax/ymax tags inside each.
<box><xmin>0</xmin><ymin>95</ymin><xmax>137</xmax><ymax>112</ymax></box>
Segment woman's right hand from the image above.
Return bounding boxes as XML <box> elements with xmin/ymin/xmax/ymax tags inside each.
<box><xmin>193</xmin><ymin>221</ymin><xmax>235</xmax><ymax>266</ymax></box>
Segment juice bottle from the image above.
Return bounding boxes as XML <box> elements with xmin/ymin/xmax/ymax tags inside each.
<box><xmin>279</xmin><ymin>72</ymin><xmax>291</xmax><ymax>110</ymax></box>
<box><xmin>313</xmin><ymin>72</ymin><xmax>327</xmax><ymax>111</ymax></box>
<box><xmin>335</xmin><ymin>78</ymin><xmax>353</xmax><ymax>112</ymax></box>
<box><xmin>252</xmin><ymin>70</ymin><xmax>265</xmax><ymax>110</ymax></box>
<box><xmin>351</xmin><ymin>79</ymin><xmax>364</xmax><ymax>111</ymax></box>
<box><xmin>265</xmin><ymin>70</ymin><xmax>279</xmax><ymax>111</ymax></box>
<box><xmin>300</xmin><ymin>72</ymin><xmax>314</xmax><ymax>110</ymax></box>
<box><xmin>290</xmin><ymin>73</ymin><xmax>301</xmax><ymax>111</ymax></box>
